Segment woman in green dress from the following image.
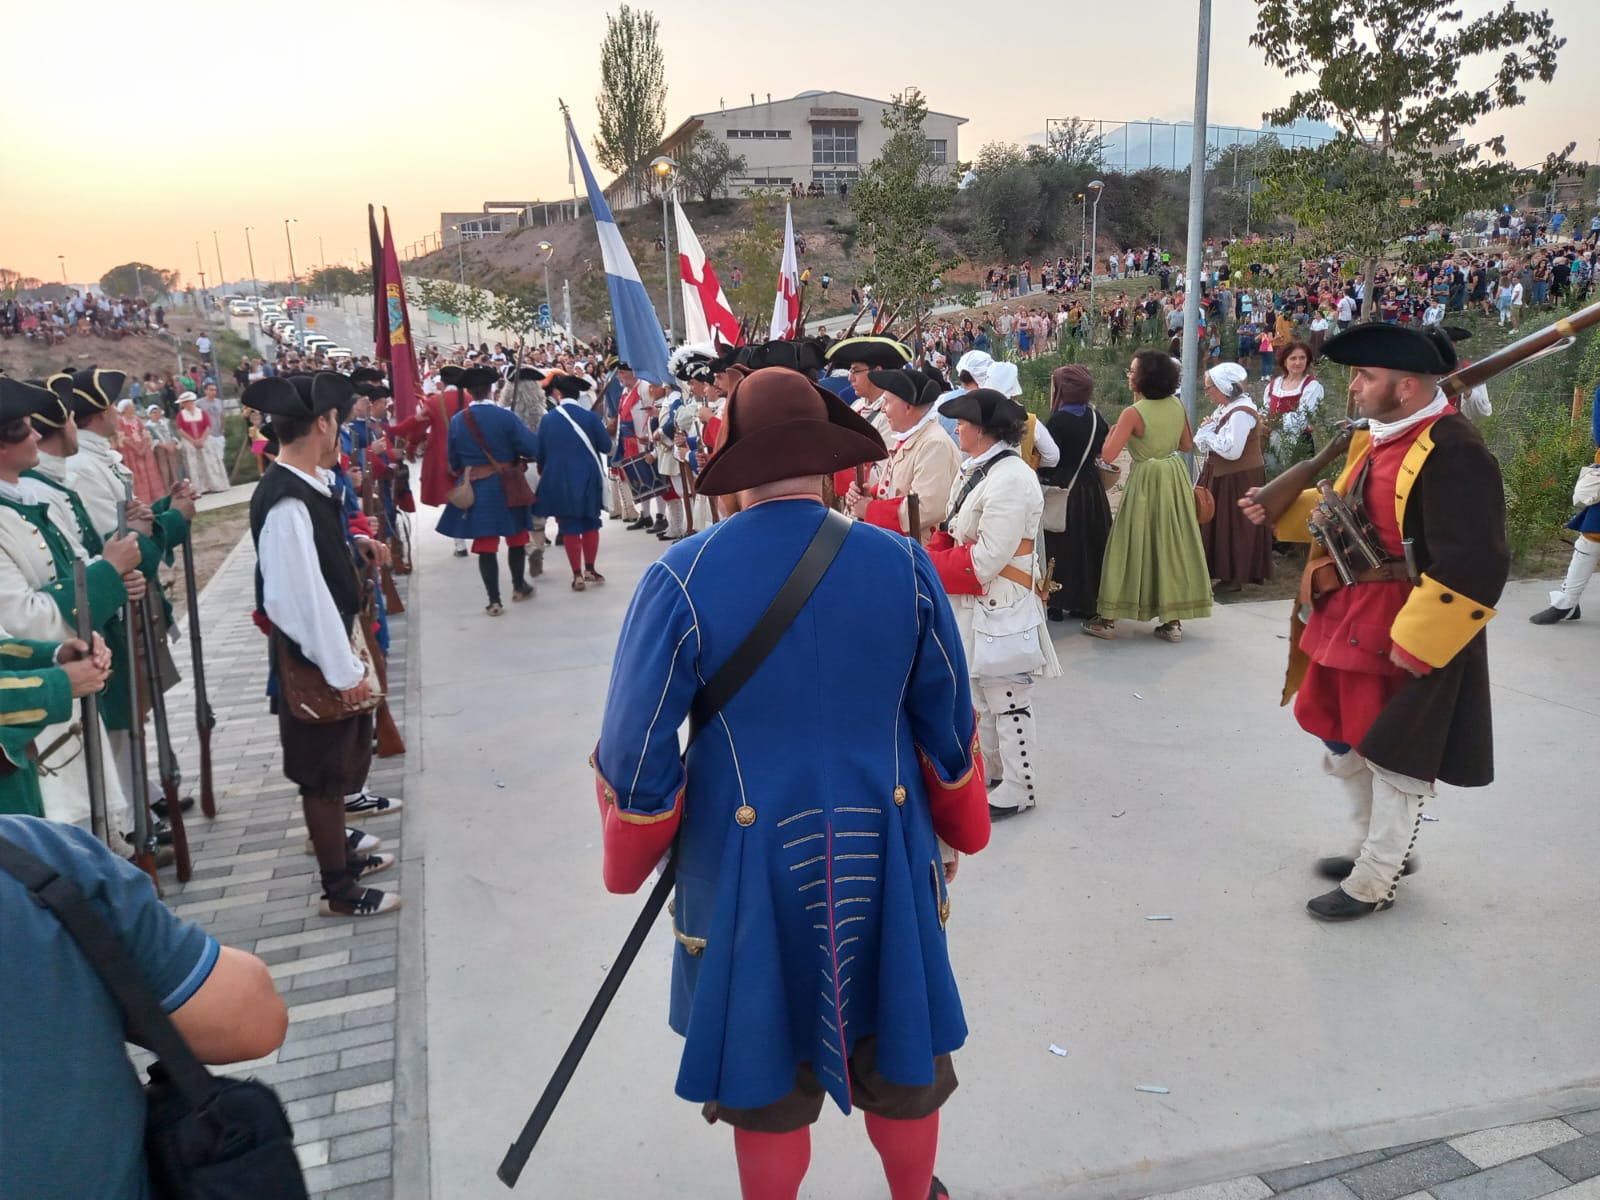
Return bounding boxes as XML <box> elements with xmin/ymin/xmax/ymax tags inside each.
<box><xmin>1083</xmin><ymin>350</ymin><xmax>1212</xmax><ymax>643</ymax></box>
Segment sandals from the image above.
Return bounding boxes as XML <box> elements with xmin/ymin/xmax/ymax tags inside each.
<box><xmin>320</xmin><ymin>886</ymin><xmax>402</xmax><ymax>918</ymax></box>
<box><xmin>485</xmin><ymin>602</ymin><xmax>504</xmax><ymax>616</ymax></box>
<box><xmin>512</xmin><ymin>585</ymin><xmax>536</xmax><ymax>602</ymax></box>
<box><xmin>583</xmin><ymin>569</ymin><xmax>605</xmax><ymax>584</ymax></box>
<box><xmin>350</xmin><ymin>852</ymin><xmax>395</xmax><ymax>880</ymax></box>
<box><xmin>1154</xmin><ymin>621</ymin><xmax>1183</xmax><ymax>643</ymax></box>
<box><xmin>571</xmin><ymin>577</ymin><xmax>586</xmax><ymax>592</ymax></box>
<box><xmin>1081</xmin><ymin>618</ymin><xmax>1116</xmax><ymax>640</ymax></box>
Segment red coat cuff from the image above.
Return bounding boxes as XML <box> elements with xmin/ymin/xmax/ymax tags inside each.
<box><xmin>347</xmin><ymin>513</ymin><xmax>376</xmax><ymax>538</ymax></box>
<box><xmin>863</xmin><ymin>497</ymin><xmax>905</xmax><ymax>533</ymax></box>
<box><xmin>926</xmin><ymin>539</ymin><xmax>984</xmax><ymax>596</ymax></box>
<box><xmin>917</xmin><ymin>724</ymin><xmax>991</xmax><ymax>854</ymax></box>
<box><xmin>1391</xmin><ymin>643</ymin><xmax>1433</xmax><ymax>677</ymax></box>
<box><xmin>593</xmin><ymin>748</ymin><xmax>684</xmax><ymax>893</ymax></box>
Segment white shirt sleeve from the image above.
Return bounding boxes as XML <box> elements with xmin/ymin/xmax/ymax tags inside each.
<box><xmin>1031</xmin><ymin>417</ymin><xmax>1061</xmax><ymax>467</ymax></box>
<box><xmin>1194</xmin><ymin>406</ymin><xmax>1257</xmax><ymax>461</ymax></box>
<box><xmin>258</xmin><ymin>498</ymin><xmax>365</xmax><ymax>691</ymax></box>
<box><xmin>1460</xmin><ymin>383</ymin><xmax>1492</xmax><ymax>420</ymax></box>
<box><xmin>1278</xmin><ymin>380</ymin><xmax>1324</xmax><ymax>439</ymax></box>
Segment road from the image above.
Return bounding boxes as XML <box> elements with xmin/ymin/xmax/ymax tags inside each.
<box><xmin>402</xmin><ymin>507</ymin><xmax>1600</xmax><ymax>1200</ymax></box>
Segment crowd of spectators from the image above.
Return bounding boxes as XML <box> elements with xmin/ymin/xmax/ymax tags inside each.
<box><xmin>0</xmin><ymin>293</ymin><xmax>166</xmax><ymax>342</ymax></box>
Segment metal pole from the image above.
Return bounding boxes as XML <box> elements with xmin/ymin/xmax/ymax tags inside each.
<box><xmin>1179</xmin><ymin>0</ymin><xmax>1213</xmax><ymax>438</ymax></box>
<box><xmin>133</xmin><ymin>265</ymin><xmax>144</xmax><ymax>302</ymax></box>
<box><xmin>661</xmin><ymin>187</ymin><xmax>676</xmax><ymax>344</ymax></box>
<box><xmin>563</xmin><ymin>280</ymin><xmax>572</xmax><ymax>339</ymax></box>
<box><xmin>58</xmin><ymin>256</ymin><xmax>67</xmax><ymax>285</ymax></box>
<box><xmin>245</xmin><ymin>227</ymin><xmax>259</xmax><ymax>309</ymax></box>
<box><xmin>1089</xmin><ymin>192</ymin><xmax>1102</xmax><ymax>345</ymax></box>
<box><xmin>212</xmin><ymin>231</ymin><xmax>225</xmax><ymax>292</ymax></box>
<box><xmin>319</xmin><ymin>236</ymin><xmax>326</xmax><ymax>269</ymax></box>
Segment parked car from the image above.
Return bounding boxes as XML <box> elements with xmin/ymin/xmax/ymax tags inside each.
<box><xmin>284</xmin><ymin>297</ymin><xmax>307</xmax><ymax>313</ymax></box>
<box><xmin>324</xmin><ymin>346</ymin><xmax>353</xmax><ymax>362</ymax></box>
<box><xmin>228</xmin><ymin>301</ymin><xmax>256</xmax><ymax>316</ymax></box>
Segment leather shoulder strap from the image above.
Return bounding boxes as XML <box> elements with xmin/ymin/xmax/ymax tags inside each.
<box><xmin>0</xmin><ymin>835</ymin><xmax>218</xmax><ymax>1107</ymax></box>
<box><xmin>687</xmin><ymin>509</ymin><xmax>850</xmax><ymax>746</ymax></box>
<box><xmin>461</xmin><ymin>405</ymin><xmax>504</xmax><ymax>469</ymax></box>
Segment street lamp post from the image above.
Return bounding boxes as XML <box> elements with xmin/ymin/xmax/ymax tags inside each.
<box><xmin>244</xmin><ymin>227</ymin><xmax>260</xmax><ymax>311</ymax></box>
<box><xmin>537</xmin><ymin>241</ymin><xmax>554</xmax><ymax>334</ymax></box>
<box><xmin>212</xmin><ymin>230</ymin><xmax>225</xmax><ymax>294</ymax></box>
<box><xmin>1087</xmin><ymin>180</ymin><xmax>1105</xmax><ymax>345</ymax></box>
<box><xmin>57</xmin><ymin>256</ymin><xmax>67</xmax><ymax>285</ymax></box>
<box><xmin>284</xmin><ymin>219</ymin><xmax>300</xmax><ymax>333</ymax></box>
<box><xmin>195</xmin><ymin>241</ymin><xmax>208</xmax><ymax>311</ymax></box>
<box><xmin>1076</xmin><ymin>193</ymin><xmax>1087</xmax><ymax>271</ymax></box>
<box><xmin>450</xmin><ymin>226</ymin><xmax>470</xmax><ymax>346</ymax></box>
<box><xmin>650</xmin><ymin>155</ymin><xmax>679</xmax><ymax>344</ymax></box>
<box><xmin>1178</xmin><ymin>0</ymin><xmax>1214</xmax><ymax>435</ymax></box>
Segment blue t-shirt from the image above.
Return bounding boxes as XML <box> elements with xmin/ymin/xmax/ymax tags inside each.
<box><xmin>0</xmin><ymin>816</ymin><xmax>219</xmax><ymax>1200</ymax></box>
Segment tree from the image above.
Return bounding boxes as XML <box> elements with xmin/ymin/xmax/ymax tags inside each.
<box><xmin>1250</xmin><ymin>0</ymin><xmax>1571</xmax><ymax>311</ymax></box>
<box><xmin>594</xmin><ymin>5</ymin><xmax>667</xmax><ymax>207</ymax></box>
<box><xmin>0</xmin><ymin>269</ymin><xmax>43</xmax><ymax>298</ymax></box>
<box><xmin>488</xmin><ymin>293</ymin><xmax>546</xmax><ymax>422</ymax></box>
<box><xmin>722</xmin><ymin>189</ymin><xmax>783</xmax><ymax>326</ymax></box>
<box><xmin>677</xmin><ymin>129</ymin><xmax>746</xmax><ymax>202</ymax></box>
<box><xmin>307</xmin><ymin>266</ymin><xmax>363</xmax><ymax>296</ymax></box>
<box><xmin>99</xmin><ymin>262</ymin><xmax>178</xmax><ymax>299</ymax></box>
<box><xmin>849</xmin><ymin>90</ymin><xmax>959</xmax><ymax>326</ymax></box>
<box><xmin>1044</xmin><ymin>117</ymin><xmax>1108</xmax><ymax>167</ymax></box>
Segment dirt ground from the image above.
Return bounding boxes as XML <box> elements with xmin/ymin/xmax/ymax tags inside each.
<box><xmin>161</xmin><ymin>502</ymin><xmax>249</xmax><ymax>617</ymax></box>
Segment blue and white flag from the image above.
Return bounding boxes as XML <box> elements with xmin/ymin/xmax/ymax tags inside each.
<box><xmin>565</xmin><ymin>112</ymin><xmax>671</xmax><ymax>384</ymax></box>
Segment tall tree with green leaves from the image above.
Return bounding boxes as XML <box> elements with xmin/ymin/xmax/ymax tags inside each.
<box><xmin>723</xmin><ymin>189</ymin><xmax>782</xmax><ymax>326</ymax></box>
<box><xmin>1249</xmin><ymin>0</ymin><xmax>1570</xmax><ymax>309</ymax></box>
<box><xmin>849</xmin><ymin>89</ymin><xmax>959</xmax><ymax>329</ymax></box>
<box><xmin>594</xmin><ymin>5</ymin><xmax>667</xmax><ymax>207</ymax></box>
<box><xmin>677</xmin><ymin>129</ymin><xmax>747</xmax><ymax>203</ymax></box>
<box><xmin>99</xmin><ymin>262</ymin><xmax>178</xmax><ymax>299</ymax></box>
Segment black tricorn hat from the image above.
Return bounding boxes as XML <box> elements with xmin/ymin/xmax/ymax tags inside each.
<box><xmin>866</xmin><ymin>369</ymin><xmax>917</xmax><ymax>405</ymax></box>
<box><xmin>693</xmin><ymin>367</ymin><xmax>886</xmax><ymax>497</ymax></box>
<box><xmin>512</xmin><ymin>366</ymin><xmax>545</xmax><ymax>382</ymax></box>
<box><xmin>241</xmin><ymin>372</ymin><xmax>357</xmax><ymax>421</ymax></box>
<box><xmin>349</xmin><ymin>367</ymin><xmax>386</xmax><ymax>385</ymax></box>
<box><xmin>459</xmin><ymin>366</ymin><xmax>499</xmax><ymax>391</ymax></box>
<box><xmin>0</xmin><ymin>376</ymin><xmax>57</xmax><ymax>427</ymax></box>
<box><xmin>438</xmin><ymin>365</ymin><xmax>465</xmax><ymax>387</ymax></box>
<box><xmin>940</xmin><ymin>387</ymin><xmax>1026</xmax><ymax>427</ymax></box>
<box><xmin>824</xmin><ymin>336</ymin><xmax>913</xmax><ymax>371</ymax></box>
<box><xmin>1319</xmin><ymin>322</ymin><xmax>1458</xmax><ymax>375</ymax></box>
<box><xmin>541</xmin><ymin>373</ymin><xmax>588</xmax><ymax>399</ymax></box>
<box><xmin>37</xmin><ymin>374</ymin><xmax>76</xmax><ymax>430</ymax></box>
<box><xmin>67</xmin><ymin>367</ymin><xmax>127</xmax><ymax>420</ymax></box>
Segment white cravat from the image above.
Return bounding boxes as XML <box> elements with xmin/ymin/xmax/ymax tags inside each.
<box><xmin>1368</xmin><ymin>392</ymin><xmax>1449</xmax><ymax>444</ymax></box>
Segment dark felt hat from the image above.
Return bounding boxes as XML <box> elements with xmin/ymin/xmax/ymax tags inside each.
<box><xmin>824</xmin><ymin>336</ymin><xmax>912</xmax><ymax>371</ymax></box>
<box><xmin>36</xmin><ymin>374</ymin><xmax>76</xmax><ymax>429</ymax></box>
<box><xmin>0</xmin><ymin>376</ymin><xmax>58</xmax><ymax>427</ymax></box>
<box><xmin>541</xmin><ymin>373</ymin><xmax>588</xmax><ymax>399</ymax></box>
<box><xmin>1319</xmin><ymin>322</ymin><xmax>1458</xmax><ymax>375</ymax></box>
<box><xmin>66</xmin><ymin>367</ymin><xmax>127</xmax><ymax>420</ymax></box>
<box><xmin>349</xmin><ymin>367</ymin><xmax>386</xmax><ymax>385</ymax></box>
<box><xmin>669</xmin><ymin>344</ymin><xmax>717</xmax><ymax>384</ymax></box>
<box><xmin>745</xmin><ymin>340</ymin><xmax>825</xmax><ymax>374</ymax></box>
<box><xmin>941</xmin><ymin>387</ymin><xmax>1026</xmax><ymax>427</ymax></box>
<box><xmin>241</xmin><ymin>372</ymin><xmax>357</xmax><ymax>421</ymax></box>
<box><xmin>905</xmin><ymin>366</ymin><xmax>947</xmax><ymax>407</ymax></box>
<box><xmin>512</xmin><ymin>366</ymin><xmax>546</xmax><ymax>382</ymax></box>
<box><xmin>459</xmin><ymin>366</ymin><xmax>499</xmax><ymax>391</ymax></box>
<box><xmin>693</xmin><ymin>367</ymin><xmax>886</xmax><ymax>497</ymax></box>
<box><xmin>867</xmin><ymin>369</ymin><xmax>917</xmax><ymax>405</ymax></box>
<box><xmin>438</xmin><ymin>365</ymin><xmax>466</xmax><ymax>387</ymax></box>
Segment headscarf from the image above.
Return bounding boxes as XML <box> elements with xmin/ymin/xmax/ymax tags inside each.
<box><xmin>1206</xmin><ymin>362</ymin><xmax>1250</xmax><ymax>400</ymax></box>
<box><xmin>1050</xmin><ymin>364</ymin><xmax>1094</xmax><ymax>413</ymax></box>
<box><xmin>985</xmin><ymin>361</ymin><xmax>1023</xmax><ymax>399</ymax></box>
<box><xmin>955</xmin><ymin>349</ymin><xmax>994</xmax><ymax>387</ymax></box>
<box><xmin>115</xmin><ymin>398</ymin><xmax>134</xmax><ymax>414</ymax></box>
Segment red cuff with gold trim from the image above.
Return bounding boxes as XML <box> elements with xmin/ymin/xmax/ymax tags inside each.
<box><xmin>592</xmin><ymin>748</ymin><xmax>684</xmax><ymax>894</ymax></box>
<box><xmin>917</xmin><ymin>724</ymin><xmax>991</xmax><ymax>854</ymax></box>
<box><xmin>925</xmin><ymin>540</ymin><xmax>984</xmax><ymax>596</ymax></box>
<box><xmin>863</xmin><ymin>497</ymin><xmax>905</xmax><ymax>534</ymax></box>
<box><xmin>1391</xmin><ymin>643</ymin><xmax>1433</xmax><ymax>677</ymax></box>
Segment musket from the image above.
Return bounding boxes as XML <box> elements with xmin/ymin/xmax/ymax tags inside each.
<box><xmin>124</xmin><ymin>481</ymin><xmax>191</xmax><ymax>882</ymax></box>
<box><xmin>358</xmin><ymin>533</ymin><xmax>406</xmax><ymax>759</ymax></box>
<box><xmin>72</xmin><ymin>560</ymin><xmax>109</xmax><ymax>846</ymax></box>
<box><xmin>1315</xmin><ymin>480</ymin><xmax>1385</xmax><ymax>570</ymax></box>
<box><xmin>174</xmin><ymin>459</ymin><xmax>216</xmax><ymax>817</ymax></box>
<box><xmin>907</xmin><ymin>493</ymin><xmax>922</xmax><ymax>544</ymax></box>
<box><xmin>1250</xmin><ymin>297</ymin><xmax>1600</xmax><ymax>526</ymax></box>
<box><xmin>117</xmin><ymin>499</ymin><xmax>159</xmax><ymax>894</ymax></box>
<box><xmin>359</xmin><ymin>433</ymin><xmax>405</xmax><ymax>615</ymax></box>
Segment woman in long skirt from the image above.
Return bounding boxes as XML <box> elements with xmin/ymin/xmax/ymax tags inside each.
<box><xmin>175</xmin><ymin>391</ymin><xmax>230</xmax><ymax>493</ymax></box>
<box><xmin>1083</xmin><ymin>351</ymin><xmax>1212</xmax><ymax>643</ymax></box>
<box><xmin>1193</xmin><ymin>363</ymin><xmax>1272</xmax><ymax>590</ymax></box>
<box><xmin>1040</xmin><ymin>365</ymin><xmax>1112</xmax><ymax>621</ymax></box>
<box><xmin>114</xmin><ymin>398</ymin><xmax>164</xmax><ymax>505</ymax></box>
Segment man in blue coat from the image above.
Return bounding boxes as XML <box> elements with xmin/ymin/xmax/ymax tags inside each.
<box><xmin>592</xmin><ymin>367</ymin><xmax>990</xmax><ymax>1200</ymax></box>
<box><xmin>1530</xmin><ymin>382</ymin><xmax>1600</xmax><ymax>624</ymax></box>
<box><xmin>534</xmin><ymin>373</ymin><xmax>612</xmax><ymax>590</ymax></box>
<box><xmin>435</xmin><ymin>367</ymin><xmax>540</xmax><ymax>615</ymax></box>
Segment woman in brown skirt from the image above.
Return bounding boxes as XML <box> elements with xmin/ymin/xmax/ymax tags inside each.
<box><xmin>1193</xmin><ymin>362</ymin><xmax>1272</xmax><ymax>591</ymax></box>
<box><xmin>1041</xmin><ymin>365</ymin><xmax>1113</xmax><ymax>620</ymax></box>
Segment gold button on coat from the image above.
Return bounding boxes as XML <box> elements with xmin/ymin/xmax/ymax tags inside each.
<box><xmin>734</xmin><ymin>804</ymin><xmax>756</xmax><ymax>827</ymax></box>
<box><xmin>893</xmin><ymin>785</ymin><xmax>907</xmax><ymax>806</ymax></box>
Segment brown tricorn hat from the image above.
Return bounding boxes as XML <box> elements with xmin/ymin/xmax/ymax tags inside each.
<box><xmin>693</xmin><ymin>367</ymin><xmax>886</xmax><ymax>497</ymax></box>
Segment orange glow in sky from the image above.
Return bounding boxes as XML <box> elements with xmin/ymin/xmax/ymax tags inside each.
<box><xmin>4</xmin><ymin>0</ymin><xmax>1595</xmax><ymax>289</ymax></box>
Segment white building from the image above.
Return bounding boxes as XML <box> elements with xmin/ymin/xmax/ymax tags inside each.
<box><xmin>603</xmin><ymin>90</ymin><xmax>966</xmax><ymax>210</ymax></box>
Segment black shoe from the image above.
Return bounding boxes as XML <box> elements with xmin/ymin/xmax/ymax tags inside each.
<box><xmin>1306</xmin><ymin>887</ymin><xmax>1388</xmax><ymax>921</ymax></box>
<box><xmin>526</xmin><ymin>550</ymin><xmax>544</xmax><ymax>579</ymax></box>
<box><xmin>650</xmin><ymin>516</ymin><xmax>668</xmax><ymax>533</ymax></box>
<box><xmin>929</xmin><ymin>1176</ymin><xmax>950</xmax><ymax>1200</ymax></box>
<box><xmin>453</xmin><ymin>547</ymin><xmax>469</xmax><ymax>557</ymax></box>
<box><xmin>153</xmin><ymin>817</ymin><xmax>173</xmax><ymax>846</ymax></box>
<box><xmin>627</xmin><ymin>516</ymin><xmax>652</xmax><ymax>530</ymax></box>
<box><xmin>988</xmin><ymin>803</ymin><xmax>1022</xmax><ymax>820</ymax></box>
<box><xmin>554</xmin><ymin>532</ymin><xmax>565</xmax><ymax>546</ymax></box>
<box><xmin>1047</xmin><ymin>607</ymin><xmax>1066</xmax><ymax>622</ymax></box>
<box><xmin>1529</xmin><ymin>604</ymin><xmax>1580</xmax><ymax>625</ymax></box>
<box><xmin>1315</xmin><ymin>856</ymin><xmax>1419</xmax><ymax>882</ymax></box>
<box><xmin>151</xmin><ymin>795</ymin><xmax>194</xmax><ymax>820</ymax></box>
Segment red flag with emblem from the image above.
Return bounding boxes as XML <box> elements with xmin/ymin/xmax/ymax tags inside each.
<box><xmin>375</xmin><ymin>208</ymin><xmax>421</xmax><ymax>422</ymax></box>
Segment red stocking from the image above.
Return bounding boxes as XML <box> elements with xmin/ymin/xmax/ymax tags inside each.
<box><xmin>580</xmin><ymin>529</ymin><xmax>600</xmax><ymax>568</ymax></box>
<box><xmin>733</xmin><ymin>1126</ymin><xmax>811</xmax><ymax>1200</ymax></box>
<box><xmin>563</xmin><ymin>534</ymin><xmax>584</xmax><ymax>575</ymax></box>
<box><xmin>865</xmin><ymin>1111</ymin><xmax>940</xmax><ymax>1200</ymax></box>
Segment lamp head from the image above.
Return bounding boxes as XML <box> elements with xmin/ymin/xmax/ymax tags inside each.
<box><xmin>650</xmin><ymin>156</ymin><xmax>678</xmax><ymax>177</ymax></box>
<box><xmin>1088</xmin><ymin>180</ymin><xmax>1105</xmax><ymax>191</ymax></box>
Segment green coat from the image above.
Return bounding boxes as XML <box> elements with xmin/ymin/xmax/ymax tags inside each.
<box><xmin>0</xmin><ymin>638</ymin><xmax>75</xmax><ymax>817</ymax></box>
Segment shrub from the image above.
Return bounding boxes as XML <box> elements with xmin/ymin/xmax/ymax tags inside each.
<box><xmin>1491</xmin><ymin>397</ymin><xmax>1593</xmax><ymax>562</ymax></box>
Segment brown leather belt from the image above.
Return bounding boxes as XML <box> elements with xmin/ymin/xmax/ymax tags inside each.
<box><xmin>1015</xmin><ymin>538</ymin><xmax>1034</xmax><ymax>556</ymax></box>
<box><xmin>1352</xmin><ymin>562</ymin><xmax>1410</xmax><ymax>584</ymax></box>
<box><xmin>998</xmin><ymin>563</ymin><xmax>1050</xmax><ymax>600</ymax></box>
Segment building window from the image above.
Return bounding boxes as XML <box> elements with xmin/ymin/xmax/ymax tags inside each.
<box><xmin>926</xmin><ymin>139</ymin><xmax>948</xmax><ymax>164</ymax></box>
<box><xmin>811</xmin><ymin>170</ymin><xmax>859</xmax><ymax>195</ymax></box>
<box><xmin>456</xmin><ymin>218</ymin><xmax>501</xmax><ymax>240</ymax></box>
<box><xmin>812</xmin><ymin>124</ymin><xmax>858</xmax><ymax>165</ymax></box>
<box><xmin>734</xmin><ymin>177</ymin><xmax>795</xmax><ymax>186</ymax></box>
<box><xmin>725</xmin><ymin>129</ymin><xmax>791</xmax><ymax>139</ymax></box>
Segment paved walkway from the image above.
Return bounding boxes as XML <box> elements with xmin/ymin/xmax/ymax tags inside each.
<box><xmin>144</xmin><ymin>534</ymin><xmax>419</xmax><ymax>1199</ymax></box>
<box><xmin>147</xmin><ymin>510</ymin><xmax>1600</xmax><ymax>1199</ymax></box>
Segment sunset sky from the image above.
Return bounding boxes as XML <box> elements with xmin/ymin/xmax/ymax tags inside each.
<box><xmin>5</xmin><ymin>0</ymin><xmax>1596</xmax><ymax>289</ymax></box>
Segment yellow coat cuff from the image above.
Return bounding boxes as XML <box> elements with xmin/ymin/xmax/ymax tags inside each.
<box><xmin>1272</xmin><ymin>489</ymin><xmax>1319</xmax><ymax>544</ymax></box>
<box><xmin>1389</xmin><ymin>573</ymin><xmax>1495</xmax><ymax>668</ymax></box>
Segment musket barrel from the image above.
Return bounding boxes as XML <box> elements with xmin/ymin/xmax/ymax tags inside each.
<box><xmin>72</xmin><ymin>560</ymin><xmax>108</xmax><ymax>845</ymax></box>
